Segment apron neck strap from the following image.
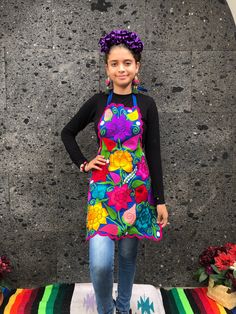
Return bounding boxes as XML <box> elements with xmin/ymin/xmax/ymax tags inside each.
<box><xmin>106</xmin><ymin>89</ymin><xmax>137</xmax><ymax>107</ymax></box>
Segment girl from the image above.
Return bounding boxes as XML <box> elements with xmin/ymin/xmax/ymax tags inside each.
<box><xmin>61</xmin><ymin>29</ymin><xmax>169</xmax><ymax>314</ymax></box>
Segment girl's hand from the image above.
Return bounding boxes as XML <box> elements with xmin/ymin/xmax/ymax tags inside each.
<box><xmin>84</xmin><ymin>155</ymin><xmax>107</xmax><ymax>172</ymax></box>
<box><xmin>156</xmin><ymin>204</ymin><xmax>169</xmax><ymax>228</ymax></box>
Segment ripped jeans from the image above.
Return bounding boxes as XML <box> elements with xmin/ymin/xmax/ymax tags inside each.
<box><xmin>89</xmin><ymin>234</ymin><xmax>139</xmax><ymax>314</ymax></box>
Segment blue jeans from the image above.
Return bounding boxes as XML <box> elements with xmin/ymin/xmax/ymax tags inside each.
<box><xmin>89</xmin><ymin>234</ymin><xmax>139</xmax><ymax>314</ymax></box>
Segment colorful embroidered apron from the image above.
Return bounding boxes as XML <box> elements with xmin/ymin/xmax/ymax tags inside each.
<box><xmin>86</xmin><ymin>90</ymin><xmax>163</xmax><ymax>242</ymax></box>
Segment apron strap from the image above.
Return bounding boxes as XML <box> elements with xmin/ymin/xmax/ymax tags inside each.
<box><xmin>106</xmin><ymin>89</ymin><xmax>137</xmax><ymax>107</ymax></box>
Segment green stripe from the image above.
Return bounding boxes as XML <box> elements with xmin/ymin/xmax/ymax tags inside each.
<box><xmin>176</xmin><ymin>288</ymin><xmax>194</xmax><ymax>314</ymax></box>
<box><xmin>171</xmin><ymin>288</ymin><xmax>186</xmax><ymax>313</ymax></box>
<box><xmin>38</xmin><ymin>284</ymin><xmax>53</xmax><ymax>314</ymax></box>
<box><xmin>46</xmin><ymin>284</ymin><xmax>60</xmax><ymax>313</ymax></box>
<box><xmin>53</xmin><ymin>283</ymin><xmax>67</xmax><ymax>314</ymax></box>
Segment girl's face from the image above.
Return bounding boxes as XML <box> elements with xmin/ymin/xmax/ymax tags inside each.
<box><xmin>105</xmin><ymin>46</ymin><xmax>140</xmax><ymax>92</ymax></box>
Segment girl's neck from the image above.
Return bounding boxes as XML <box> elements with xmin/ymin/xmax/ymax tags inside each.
<box><xmin>113</xmin><ymin>84</ymin><xmax>132</xmax><ymax>95</ymax></box>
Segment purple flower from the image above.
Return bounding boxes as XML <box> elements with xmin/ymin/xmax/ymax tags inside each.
<box><xmin>105</xmin><ymin>113</ymin><xmax>133</xmax><ymax>142</ymax></box>
<box><xmin>98</xmin><ymin>29</ymin><xmax>144</xmax><ymax>53</ymax></box>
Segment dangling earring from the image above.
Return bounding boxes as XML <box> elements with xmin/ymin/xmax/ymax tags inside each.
<box><xmin>132</xmin><ymin>74</ymin><xmax>140</xmax><ymax>94</ymax></box>
<box><xmin>105</xmin><ymin>76</ymin><xmax>112</xmax><ymax>94</ymax></box>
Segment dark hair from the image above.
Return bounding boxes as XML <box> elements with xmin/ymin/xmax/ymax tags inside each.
<box><xmin>104</xmin><ymin>43</ymin><xmax>141</xmax><ymax>64</ymax></box>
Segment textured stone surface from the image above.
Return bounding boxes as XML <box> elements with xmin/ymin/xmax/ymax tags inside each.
<box><xmin>0</xmin><ymin>0</ymin><xmax>235</xmax><ymax>289</ymax></box>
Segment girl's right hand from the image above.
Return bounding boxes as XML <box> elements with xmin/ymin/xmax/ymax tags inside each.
<box><xmin>84</xmin><ymin>155</ymin><xmax>107</xmax><ymax>172</ymax></box>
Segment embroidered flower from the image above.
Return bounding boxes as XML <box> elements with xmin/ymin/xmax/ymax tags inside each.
<box><xmin>122</xmin><ymin>204</ymin><xmax>136</xmax><ymax>226</ymax></box>
<box><xmin>107</xmin><ymin>184</ymin><xmax>132</xmax><ymax>211</ymax></box>
<box><xmin>135</xmin><ymin>184</ymin><xmax>148</xmax><ymax>203</ymax></box>
<box><xmin>99</xmin><ymin>224</ymin><xmax>119</xmax><ymax>235</ymax></box>
<box><xmin>109</xmin><ymin>150</ymin><xmax>133</xmax><ymax>173</ymax></box>
<box><xmin>126</xmin><ymin>109</ymin><xmax>138</xmax><ymax>121</ymax></box>
<box><xmin>105</xmin><ymin>113</ymin><xmax>133</xmax><ymax>142</ymax></box>
<box><xmin>136</xmin><ymin>156</ymin><xmax>149</xmax><ymax>180</ymax></box>
<box><xmin>135</xmin><ymin>206</ymin><xmax>152</xmax><ymax>230</ymax></box>
<box><xmin>87</xmin><ymin>202</ymin><xmax>108</xmax><ymax>231</ymax></box>
<box><xmin>91</xmin><ymin>162</ymin><xmax>109</xmax><ymax>182</ymax></box>
<box><xmin>91</xmin><ymin>184</ymin><xmax>107</xmax><ymax>200</ymax></box>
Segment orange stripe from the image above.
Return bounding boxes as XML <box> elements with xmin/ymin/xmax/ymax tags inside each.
<box><xmin>10</xmin><ymin>290</ymin><xmax>25</xmax><ymax>314</ymax></box>
<box><xmin>201</xmin><ymin>287</ymin><xmax>221</xmax><ymax>314</ymax></box>
<box><xmin>16</xmin><ymin>289</ymin><xmax>34</xmax><ymax>313</ymax></box>
<box><xmin>4</xmin><ymin>289</ymin><xmax>23</xmax><ymax>314</ymax></box>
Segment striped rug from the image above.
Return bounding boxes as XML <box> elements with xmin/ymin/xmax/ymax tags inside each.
<box><xmin>0</xmin><ymin>283</ymin><xmax>235</xmax><ymax>314</ymax></box>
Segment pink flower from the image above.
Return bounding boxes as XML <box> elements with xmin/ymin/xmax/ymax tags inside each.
<box><xmin>107</xmin><ymin>184</ymin><xmax>132</xmax><ymax>211</ymax></box>
<box><xmin>136</xmin><ymin>156</ymin><xmax>149</xmax><ymax>180</ymax></box>
<box><xmin>122</xmin><ymin>204</ymin><xmax>136</xmax><ymax>226</ymax></box>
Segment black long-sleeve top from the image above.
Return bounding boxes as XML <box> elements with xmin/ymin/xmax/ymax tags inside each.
<box><xmin>61</xmin><ymin>91</ymin><xmax>166</xmax><ymax>204</ymax></box>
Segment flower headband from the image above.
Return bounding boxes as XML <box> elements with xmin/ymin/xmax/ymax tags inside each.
<box><xmin>98</xmin><ymin>29</ymin><xmax>144</xmax><ymax>54</ymax></box>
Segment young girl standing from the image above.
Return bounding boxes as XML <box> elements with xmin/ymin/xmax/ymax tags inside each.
<box><xmin>61</xmin><ymin>29</ymin><xmax>169</xmax><ymax>314</ymax></box>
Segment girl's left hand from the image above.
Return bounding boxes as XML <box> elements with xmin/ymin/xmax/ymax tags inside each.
<box><xmin>156</xmin><ymin>204</ymin><xmax>169</xmax><ymax>228</ymax></box>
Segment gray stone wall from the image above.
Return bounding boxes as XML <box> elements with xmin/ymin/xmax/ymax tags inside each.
<box><xmin>0</xmin><ymin>0</ymin><xmax>235</xmax><ymax>289</ymax></box>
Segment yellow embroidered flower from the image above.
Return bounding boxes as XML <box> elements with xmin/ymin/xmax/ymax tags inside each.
<box><xmin>87</xmin><ymin>202</ymin><xmax>108</xmax><ymax>231</ymax></box>
<box><xmin>127</xmin><ymin>110</ymin><xmax>138</xmax><ymax>121</ymax></box>
<box><xmin>109</xmin><ymin>150</ymin><xmax>133</xmax><ymax>173</ymax></box>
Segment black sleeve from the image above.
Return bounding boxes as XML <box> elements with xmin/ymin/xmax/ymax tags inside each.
<box><xmin>60</xmin><ymin>93</ymin><xmax>98</xmax><ymax>168</ymax></box>
<box><xmin>145</xmin><ymin>97</ymin><xmax>165</xmax><ymax>204</ymax></box>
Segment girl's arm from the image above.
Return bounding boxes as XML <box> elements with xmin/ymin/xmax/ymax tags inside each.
<box><xmin>61</xmin><ymin>93</ymin><xmax>98</xmax><ymax>169</ymax></box>
<box><xmin>145</xmin><ymin>98</ymin><xmax>165</xmax><ymax>205</ymax></box>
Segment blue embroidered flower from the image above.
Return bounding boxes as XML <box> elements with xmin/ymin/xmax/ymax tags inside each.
<box><xmin>135</xmin><ymin>206</ymin><xmax>152</xmax><ymax>231</ymax></box>
<box><xmin>91</xmin><ymin>184</ymin><xmax>107</xmax><ymax>200</ymax></box>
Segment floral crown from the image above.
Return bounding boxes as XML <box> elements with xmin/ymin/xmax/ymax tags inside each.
<box><xmin>98</xmin><ymin>29</ymin><xmax>144</xmax><ymax>54</ymax></box>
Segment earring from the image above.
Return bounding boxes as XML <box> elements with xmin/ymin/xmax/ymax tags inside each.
<box><xmin>105</xmin><ymin>76</ymin><xmax>112</xmax><ymax>94</ymax></box>
<box><xmin>132</xmin><ymin>74</ymin><xmax>140</xmax><ymax>94</ymax></box>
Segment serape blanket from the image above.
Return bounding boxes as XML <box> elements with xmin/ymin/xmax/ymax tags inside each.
<box><xmin>0</xmin><ymin>283</ymin><xmax>236</xmax><ymax>314</ymax></box>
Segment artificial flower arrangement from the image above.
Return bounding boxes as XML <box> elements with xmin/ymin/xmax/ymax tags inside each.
<box><xmin>194</xmin><ymin>242</ymin><xmax>236</xmax><ymax>291</ymax></box>
<box><xmin>0</xmin><ymin>255</ymin><xmax>12</xmax><ymax>290</ymax></box>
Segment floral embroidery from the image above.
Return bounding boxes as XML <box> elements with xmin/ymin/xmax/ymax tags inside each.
<box><xmin>105</xmin><ymin>113</ymin><xmax>133</xmax><ymax>142</ymax></box>
<box><xmin>87</xmin><ymin>202</ymin><xmax>108</xmax><ymax>231</ymax></box>
<box><xmin>86</xmin><ymin>101</ymin><xmax>162</xmax><ymax>242</ymax></box>
<box><xmin>134</xmin><ymin>184</ymin><xmax>148</xmax><ymax>203</ymax></box>
<box><xmin>122</xmin><ymin>204</ymin><xmax>136</xmax><ymax>226</ymax></box>
<box><xmin>107</xmin><ymin>184</ymin><xmax>132</xmax><ymax>211</ymax></box>
<box><xmin>109</xmin><ymin>150</ymin><xmax>133</xmax><ymax>173</ymax></box>
<box><xmin>136</xmin><ymin>156</ymin><xmax>150</xmax><ymax>180</ymax></box>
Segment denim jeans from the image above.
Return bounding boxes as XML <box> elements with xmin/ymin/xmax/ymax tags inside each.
<box><xmin>89</xmin><ymin>234</ymin><xmax>139</xmax><ymax>314</ymax></box>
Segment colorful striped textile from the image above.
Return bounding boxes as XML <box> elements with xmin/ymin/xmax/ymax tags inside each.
<box><xmin>0</xmin><ymin>283</ymin><xmax>236</xmax><ymax>314</ymax></box>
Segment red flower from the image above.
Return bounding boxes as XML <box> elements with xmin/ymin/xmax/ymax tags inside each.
<box><xmin>228</xmin><ymin>245</ymin><xmax>236</xmax><ymax>259</ymax></box>
<box><xmin>214</xmin><ymin>252</ymin><xmax>235</xmax><ymax>271</ymax></box>
<box><xmin>0</xmin><ymin>255</ymin><xmax>12</xmax><ymax>279</ymax></box>
<box><xmin>91</xmin><ymin>162</ymin><xmax>109</xmax><ymax>182</ymax></box>
<box><xmin>107</xmin><ymin>184</ymin><xmax>132</xmax><ymax>211</ymax></box>
<box><xmin>199</xmin><ymin>246</ymin><xmax>220</xmax><ymax>267</ymax></box>
<box><xmin>134</xmin><ymin>185</ymin><xmax>148</xmax><ymax>203</ymax></box>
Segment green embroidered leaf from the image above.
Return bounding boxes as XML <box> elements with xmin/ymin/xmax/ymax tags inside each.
<box><xmin>131</xmin><ymin>180</ymin><xmax>144</xmax><ymax>189</ymax></box>
<box><xmin>128</xmin><ymin>226</ymin><xmax>142</xmax><ymax>235</ymax></box>
<box><xmin>135</xmin><ymin>142</ymin><xmax>143</xmax><ymax>158</ymax></box>
<box><xmin>105</xmin><ymin>205</ymin><xmax>117</xmax><ymax>220</ymax></box>
<box><xmin>101</xmin><ymin>141</ymin><xmax>110</xmax><ymax>159</ymax></box>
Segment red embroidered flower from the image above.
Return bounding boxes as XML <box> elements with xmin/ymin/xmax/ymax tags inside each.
<box><xmin>214</xmin><ymin>252</ymin><xmax>235</xmax><ymax>271</ymax></box>
<box><xmin>91</xmin><ymin>162</ymin><xmax>109</xmax><ymax>182</ymax></box>
<box><xmin>135</xmin><ymin>185</ymin><xmax>148</xmax><ymax>203</ymax></box>
<box><xmin>107</xmin><ymin>184</ymin><xmax>132</xmax><ymax>211</ymax></box>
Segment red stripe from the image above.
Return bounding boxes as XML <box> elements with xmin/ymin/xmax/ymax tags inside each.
<box><xmin>191</xmin><ymin>289</ymin><xmax>208</xmax><ymax>314</ymax></box>
<box><xmin>194</xmin><ymin>288</ymin><xmax>214</xmax><ymax>314</ymax></box>
<box><xmin>16</xmin><ymin>290</ymin><xmax>34</xmax><ymax>313</ymax></box>
<box><xmin>24</xmin><ymin>288</ymin><xmax>39</xmax><ymax>313</ymax></box>
<box><xmin>9</xmin><ymin>290</ymin><xmax>25</xmax><ymax>314</ymax></box>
